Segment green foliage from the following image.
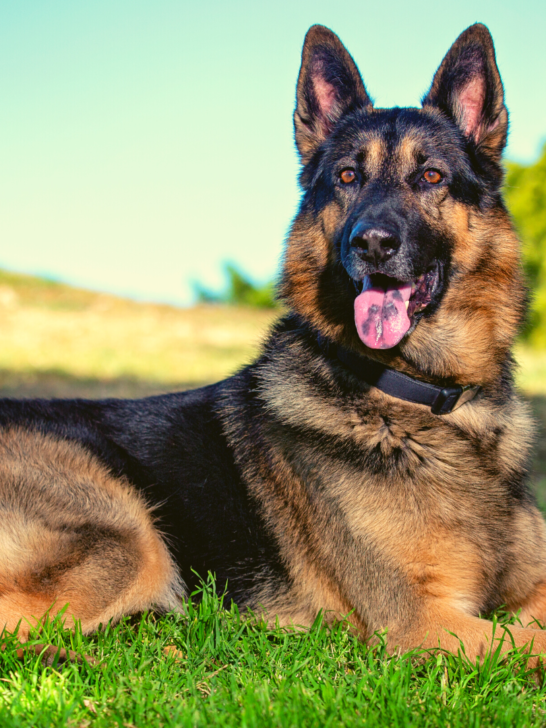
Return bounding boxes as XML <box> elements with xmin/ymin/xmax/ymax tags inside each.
<box><xmin>505</xmin><ymin>144</ymin><xmax>546</xmax><ymax>347</ymax></box>
<box><xmin>194</xmin><ymin>263</ymin><xmax>278</xmax><ymax>309</ymax></box>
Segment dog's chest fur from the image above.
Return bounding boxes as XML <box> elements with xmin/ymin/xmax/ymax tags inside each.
<box><xmin>221</xmin><ymin>322</ymin><xmax>543</xmax><ymax>625</ymax></box>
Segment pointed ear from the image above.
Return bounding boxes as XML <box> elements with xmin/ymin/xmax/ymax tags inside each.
<box><xmin>422</xmin><ymin>24</ymin><xmax>507</xmax><ymax>161</ymax></box>
<box><xmin>294</xmin><ymin>25</ymin><xmax>373</xmax><ymax>163</ymax></box>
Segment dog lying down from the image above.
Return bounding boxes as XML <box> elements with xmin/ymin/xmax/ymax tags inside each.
<box><xmin>2</xmin><ymin>23</ymin><xmax>546</xmax><ymax>671</ymax></box>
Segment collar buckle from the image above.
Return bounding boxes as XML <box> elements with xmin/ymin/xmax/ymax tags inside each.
<box><xmin>431</xmin><ymin>384</ymin><xmax>481</xmax><ymax>415</ymax></box>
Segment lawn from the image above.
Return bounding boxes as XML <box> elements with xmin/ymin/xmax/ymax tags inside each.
<box><xmin>1</xmin><ymin>269</ymin><xmax>546</xmax><ymax>727</ymax></box>
<box><xmin>2</xmin><ymin>582</ymin><xmax>546</xmax><ymax>728</ymax></box>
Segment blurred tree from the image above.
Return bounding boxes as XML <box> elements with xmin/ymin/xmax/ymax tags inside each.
<box><xmin>505</xmin><ymin>144</ymin><xmax>546</xmax><ymax>348</ymax></box>
<box><xmin>194</xmin><ymin>263</ymin><xmax>278</xmax><ymax>309</ymax></box>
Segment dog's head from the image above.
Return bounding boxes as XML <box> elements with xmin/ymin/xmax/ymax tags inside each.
<box><xmin>281</xmin><ymin>24</ymin><xmax>526</xmax><ymax>385</ymax></box>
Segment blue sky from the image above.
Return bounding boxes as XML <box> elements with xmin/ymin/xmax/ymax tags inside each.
<box><xmin>0</xmin><ymin>0</ymin><xmax>545</xmax><ymax>306</ymax></box>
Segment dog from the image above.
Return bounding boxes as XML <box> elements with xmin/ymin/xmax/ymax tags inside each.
<box><xmin>2</xmin><ymin>23</ymin><xmax>546</xmax><ymax>667</ymax></box>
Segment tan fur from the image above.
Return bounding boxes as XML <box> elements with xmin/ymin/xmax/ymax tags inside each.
<box><xmin>0</xmin><ymin>429</ymin><xmax>184</xmax><ymax>639</ymax></box>
<box><xmin>363</xmin><ymin>136</ymin><xmax>385</xmax><ymax>177</ymax></box>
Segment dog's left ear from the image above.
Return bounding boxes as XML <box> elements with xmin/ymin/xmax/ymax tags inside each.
<box><xmin>422</xmin><ymin>24</ymin><xmax>507</xmax><ymax>161</ymax></box>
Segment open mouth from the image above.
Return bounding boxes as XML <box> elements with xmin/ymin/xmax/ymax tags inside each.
<box><xmin>353</xmin><ymin>265</ymin><xmax>440</xmax><ymax>349</ymax></box>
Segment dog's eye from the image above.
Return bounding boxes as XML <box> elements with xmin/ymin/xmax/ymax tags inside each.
<box><xmin>339</xmin><ymin>169</ymin><xmax>356</xmax><ymax>184</ymax></box>
<box><xmin>422</xmin><ymin>169</ymin><xmax>443</xmax><ymax>185</ymax></box>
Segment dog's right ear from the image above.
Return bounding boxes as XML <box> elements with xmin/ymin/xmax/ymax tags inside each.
<box><xmin>294</xmin><ymin>26</ymin><xmax>373</xmax><ymax>163</ymax></box>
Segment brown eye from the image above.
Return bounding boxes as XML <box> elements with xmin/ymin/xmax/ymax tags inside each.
<box><xmin>422</xmin><ymin>169</ymin><xmax>443</xmax><ymax>185</ymax></box>
<box><xmin>340</xmin><ymin>168</ymin><xmax>356</xmax><ymax>184</ymax></box>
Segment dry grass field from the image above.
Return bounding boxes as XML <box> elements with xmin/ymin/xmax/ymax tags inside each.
<box><xmin>0</xmin><ymin>267</ymin><xmax>544</xmax><ymax>503</ymax></box>
<box><xmin>0</xmin><ymin>269</ymin><xmax>277</xmax><ymax>398</ymax></box>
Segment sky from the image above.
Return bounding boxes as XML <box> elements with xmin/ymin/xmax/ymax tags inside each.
<box><xmin>0</xmin><ymin>0</ymin><xmax>545</xmax><ymax>306</ymax></box>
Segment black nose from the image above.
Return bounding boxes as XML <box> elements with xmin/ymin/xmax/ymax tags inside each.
<box><xmin>349</xmin><ymin>223</ymin><xmax>401</xmax><ymax>264</ymax></box>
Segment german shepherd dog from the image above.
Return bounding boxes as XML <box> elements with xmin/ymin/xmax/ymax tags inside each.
<box><xmin>2</xmin><ymin>23</ymin><xmax>546</xmax><ymax>667</ymax></box>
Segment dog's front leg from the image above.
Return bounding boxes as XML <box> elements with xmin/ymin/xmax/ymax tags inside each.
<box><xmin>389</xmin><ymin>602</ymin><xmax>546</xmax><ymax>670</ymax></box>
<box><xmin>511</xmin><ymin>580</ymin><xmax>546</xmax><ymax>629</ymax></box>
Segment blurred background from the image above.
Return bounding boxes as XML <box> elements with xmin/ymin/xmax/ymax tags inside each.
<box><xmin>0</xmin><ymin>0</ymin><xmax>544</xmax><ymax>499</ymax></box>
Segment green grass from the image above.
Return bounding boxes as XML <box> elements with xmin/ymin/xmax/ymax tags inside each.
<box><xmin>2</xmin><ymin>579</ymin><xmax>546</xmax><ymax>728</ymax></box>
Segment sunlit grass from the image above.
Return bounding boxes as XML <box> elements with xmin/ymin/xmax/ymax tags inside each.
<box><xmin>2</xmin><ymin>579</ymin><xmax>546</xmax><ymax>728</ymax></box>
<box><xmin>0</xmin><ymin>269</ymin><xmax>278</xmax><ymax>394</ymax></box>
<box><xmin>0</xmin><ymin>301</ymin><xmax>277</xmax><ymax>385</ymax></box>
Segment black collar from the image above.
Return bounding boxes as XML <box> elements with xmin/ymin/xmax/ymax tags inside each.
<box><xmin>329</xmin><ymin>344</ymin><xmax>481</xmax><ymax>415</ymax></box>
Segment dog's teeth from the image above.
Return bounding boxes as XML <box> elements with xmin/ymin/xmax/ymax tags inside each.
<box><xmin>405</xmin><ymin>300</ymin><xmax>409</xmax><ymax>310</ymax></box>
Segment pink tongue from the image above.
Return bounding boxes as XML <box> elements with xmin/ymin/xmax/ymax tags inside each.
<box><xmin>354</xmin><ymin>279</ymin><xmax>412</xmax><ymax>349</ymax></box>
